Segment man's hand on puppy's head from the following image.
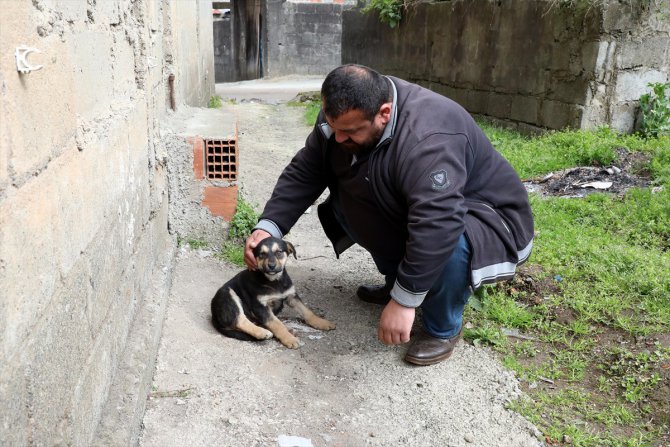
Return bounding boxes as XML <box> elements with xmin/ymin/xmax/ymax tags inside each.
<box><xmin>244</xmin><ymin>229</ymin><xmax>272</xmax><ymax>270</ymax></box>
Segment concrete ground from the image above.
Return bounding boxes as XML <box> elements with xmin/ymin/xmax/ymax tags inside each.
<box><xmin>215</xmin><ymin>75</ymin><xmax>325</xmax><ymax>104</ymax></box>
<box><xmin>137</xmin><ymin>77</ymin><xmax>544</xmax><ymax>447</ymax></box>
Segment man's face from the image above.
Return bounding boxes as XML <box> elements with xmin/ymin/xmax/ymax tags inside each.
<box><xmin>325</xmin><ymin>104</ymin><xmax>392</xmax><ymax>155</ymax></box>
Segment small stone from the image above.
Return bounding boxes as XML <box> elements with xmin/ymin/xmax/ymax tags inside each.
<box><xmin>563</xmin><ymin>435</ymin><xmax>573</xmax><ymax>444</ymax></box>
<box><xmin>464</xmin><ymin>433</ymin><xmax>475</xmax><ymax>443</ymax></box>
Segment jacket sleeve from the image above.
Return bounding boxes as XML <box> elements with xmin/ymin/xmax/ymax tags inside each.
<box><xmin>256</xmin><ymin>124</ymin><xmax>330</xmax><ymax>237</ymax></box>
<box><xmin>389</xmin><ymin>133</ymin><xmax>471</xmax><ymax>308</ymax></box>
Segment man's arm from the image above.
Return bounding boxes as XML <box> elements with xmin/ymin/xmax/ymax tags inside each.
<box><xmin>244</xmin><ymin>124</ymin><xmax>330</xmax><ymax>270</ymax></box>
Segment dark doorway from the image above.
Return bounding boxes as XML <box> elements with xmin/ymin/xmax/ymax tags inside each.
<box><xmin>213</xmin><ymin>0</ymin><xmax>264</xmax><ymax>82</ymax></box>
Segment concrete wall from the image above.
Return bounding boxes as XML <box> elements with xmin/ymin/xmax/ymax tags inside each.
<box><xmin>342</xmin><ymin>0</ymin><xmax>670</xmax><ymax>133</ymax></box>
<box><xmin>166</xmin><ymin>0</ymin><xmax>216</xmax><ymax>106</ymax></box>
<box><xmin>0</xmin><ymin>0</ymin><xmax>213</xmax><ymax>445</ymax></box>
<box><xmin>264</xmin><ymin>0</ymin><xmax>355</xmax><ymax>77</ymax></box>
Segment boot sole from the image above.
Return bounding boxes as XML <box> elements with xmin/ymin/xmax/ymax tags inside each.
<box><xmin>404</xmin><ymin>348</ymin><xmax>455</xmax><ymax>366</ymax></box>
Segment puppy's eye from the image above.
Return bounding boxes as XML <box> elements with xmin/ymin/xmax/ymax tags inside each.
<box><xmin>257</xmin><ymin>253</ymin><xmax>267</xmax><ymax>259</ymax></box>
<box><xmin>274</xmin><ymin>251</ymin><xmax>285</xmax><ymax>258</ymax></box>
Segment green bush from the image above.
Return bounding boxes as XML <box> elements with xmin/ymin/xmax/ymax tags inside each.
<box><xmin>208</xmin><ymin>95</ymin><xmax>223</xmax><ymax>109</ymax></box>
<box><xmin>639</xmin><ymin>82</ymin><xmax>670</xmax><ymax>138</ymax></box>
<box><xmin>362</xmin><ymin>0</ymin><xmax>404</xmax><ymax>28</ymax></box>
<box><xmin>228</xmin><ymin>197</ymin><xmax>259</xmax><ymax>240</ymax></box>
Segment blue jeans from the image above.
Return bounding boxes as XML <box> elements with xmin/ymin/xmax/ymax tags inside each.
<box><xmin>372</xmin><ymin>234</ymin><xmax>471</xmax><ymax>339</ymax></box>
<box><xmin>331</xmin><ymin>195</ymin><xmax>472</xmax><ymax>339</ymax></box>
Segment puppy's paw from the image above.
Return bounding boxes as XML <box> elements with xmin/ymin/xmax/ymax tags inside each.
<box><xmin>309</xmin><ymin>317</ymin><xmax>336</xmax><ymax>331</ymax></box>
<box><xmin>257</xmin><ymin>328</ymin><xmax>273</xmax><ymax>340</ymax></box>
<box><xmin>280</xmin><ymin>335</ymin><xmax>302</xmax><ymax>349</ymax></box>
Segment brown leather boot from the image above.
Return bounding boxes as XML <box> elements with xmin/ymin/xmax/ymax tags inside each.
<box><xmin>356</xmin><ymin>277</ymin><xmax>394</xmax><ymax>305</ymax></box>
<box><xmin>404</xmin><ymin>329</ymin><xmax>462</xmax><ymax>366</ymax></box>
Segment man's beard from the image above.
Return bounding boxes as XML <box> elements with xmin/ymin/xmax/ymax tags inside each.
<box><xmin>337</xmin><ymin>128</ymin><xmax>383</xmax><ymax>155</ymax></box>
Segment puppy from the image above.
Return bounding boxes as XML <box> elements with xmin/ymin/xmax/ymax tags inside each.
<box><xmin>211</xmin><ymin>236</ymin><xmax>335</xmax><ymax>348</ymax></box>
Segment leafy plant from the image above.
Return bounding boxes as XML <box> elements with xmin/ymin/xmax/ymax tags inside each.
<box><xmin>362</xmin><ymin>0</ymin><xmax>404</xmax><ymax>28</ymax></box>
<box><xmin>216</xmin><ymin>196</ymin><xmax>260</xmax><ymax>267</ymax></box>
<box><xmin>463</xmin><ymin>324</ymin><xmax>507</xmax><ymax>347</ymax></box>
<box><xmin>639</xmin><ymin>82</ymin><xmax>670</xmax><ymax>138</ymax></box>
<box><xmin>228</xmin><ymin>197</ymin><xmax>259</xmax><ymax>241</ymax></box>
<box><xmin>208</xmin><ymin>95</ymin><xmax>223</xmax><ymax>109</ymax></box>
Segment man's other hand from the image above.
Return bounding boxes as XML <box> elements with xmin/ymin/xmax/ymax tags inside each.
<box><xmin>378</xmin><ymin>299</ymin><xmax>415</xmax><ymax>345</ymax></box>
<box><xmin>244</xmin><ymin>229</ymin><xmax>271</xmax><ymax>270</ymax></box>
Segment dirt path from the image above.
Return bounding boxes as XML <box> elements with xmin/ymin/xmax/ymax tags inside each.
<box><xmin>138</xmin><ymin>96</ymin><xmax>544</xmax><ymax>446</ymax></box>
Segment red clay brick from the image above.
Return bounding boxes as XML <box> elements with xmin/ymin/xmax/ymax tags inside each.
<box><xmin>192</xmin><ymin>136</ymin><xmax>205</xmax><ymax>180</ymax></box>
<box><xmin>202</xmin><ymin>185</ymin><xmax>238</xmax><ymax>221</ymax></box>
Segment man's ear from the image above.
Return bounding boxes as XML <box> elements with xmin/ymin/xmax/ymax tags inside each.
<box><xmin>378</xmin><ymin>102</ymin><xmax>392</xmax><ymax>124</ymax></box>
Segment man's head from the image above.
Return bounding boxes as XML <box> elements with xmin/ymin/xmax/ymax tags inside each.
<box><xmin>321</xmin><ymin>64</ymin><xmax>393</xmax><ymax>155</ymax></box>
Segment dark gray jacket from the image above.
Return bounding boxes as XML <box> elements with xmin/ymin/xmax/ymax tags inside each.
<box><xmin>255</xmin><ymin>77</ymin><xmax>534</xmax><ymax>307</ymax></box>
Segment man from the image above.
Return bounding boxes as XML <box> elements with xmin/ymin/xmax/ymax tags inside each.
<box><xmin>244</xmin><ymin>64</ymin><xmax>534</xmax><ymax>365</ymax></box>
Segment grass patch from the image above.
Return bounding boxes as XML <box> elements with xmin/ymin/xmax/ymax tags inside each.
<box><xmin>208</xmin><ymin>95</ymin><xmax>223</xmax><ymax>109</ymax></box>
<box><xmin>215</xmin><ymin>196</ymin><xmax>260</xmax><ymax>267</ymax></box>
<box><xmin>468</xmin><ymin>123</ymin><xmax>670</xmax><ymax>446</ymax></box>
<box><xmin>288</xmin><ymin>94</ymin><xmax>321</xmax><ymax>126</ymax></box>
<box><xmin>480</xmin><ymin>123</ymin><xmax>670</xmax><ymax>181</ymax></box>
<box><xmin>304</xmin><ymin>101</ymin><xmax>321</xmax><ymax>126</ymax></box>
<box><xmin>177</xmin><ymin>237</ymin><xmax>208</xmax><ymax>250</ymax></box>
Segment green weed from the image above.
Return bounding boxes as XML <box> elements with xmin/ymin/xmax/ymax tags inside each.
<box><xmin>362</xmin><ymin>0</ymin><xmax>404</xmax><ymax>27</ymax></box>
<box><xmin>639</xmin><ymin>82</ymin><xmax>670</xmax><ymax>138</ymax></box>
<box><xmin>304</xmin><ymin>101</ymin><xmax>321</xmax><ymax>126</ymax></box>
<box><xmin>216</xmin><ymin>241</ymin><xmax>245</xmax><ymax>267</ymax></box>
<box><xmin>208</xmin><ymin>95</ymin><xmax>223</xmax><ymax>109</ymax></box>
<box><xmin>228</xmin><ymin>197</ymin><xmax>260</xmax><ymax>241</ymax></box>
<box><xmin>287</xmin><ymin>94</ymin><xmax>321</xmax><ymax>126</ymax></box>
<box><xmin>215</xmin><ymin>196</ymin><xmax>260</xmax><ymax>266</ymax></box>
<box><xmin>482</xmin><ymin>291</ymin><xmax>535</xmax><ymax>330</ymax></box>
<box><xmin>463</xmin><ymin>324</ymin><xmax>508</xmax><ymax>348</ymax></box>
<box><xmin>187</xmin><ymin>238</ymin><xmax>207</xmax><ymax>250</ymax></box>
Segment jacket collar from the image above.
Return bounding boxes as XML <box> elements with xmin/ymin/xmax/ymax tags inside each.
<box><xmin>376</xmin><ymin>76</ymin><xmax>397</xmax><ymax>147</ymax></box>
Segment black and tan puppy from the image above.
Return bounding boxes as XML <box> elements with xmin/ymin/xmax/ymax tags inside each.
<box><xmin>211</xmin><ymin>237</ymin><xmax>335</xmax><ymax>348</ymax></box>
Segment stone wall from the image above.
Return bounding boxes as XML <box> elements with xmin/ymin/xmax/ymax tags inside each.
<box><xmin>264</xmin><ymin>0</ymin><xmax>355</xmax><ymax>77</ymax></box>
<box><xmin>0</xmin><ymin>0</ymin><xmax>213</xmax><ymax>445</ymax></box>
<box><xmin>342</xmin><ymin>0</ymin><xmax>670</xmax><ymax>133</ymax></box>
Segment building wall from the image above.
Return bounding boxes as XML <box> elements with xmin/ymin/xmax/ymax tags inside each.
<box><xmin>342</xmin><ymin>0</ymin><xmax>670</xmax><ymax>133</ymax></box>
<box><xmin>264</xmin><ymin>0</ymin><xmax>355</xmax><ymax>77</ymax></box>
<box><xmin>0</xmin><ymin>0</ymin><xmax>213</xmax><ymax>444</ymax></box>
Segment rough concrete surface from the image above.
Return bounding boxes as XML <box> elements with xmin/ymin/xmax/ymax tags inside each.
<box><xmin>138</xmin><ymin>79</ymin><xmax>544</xmax><ymax>447</ymax></box>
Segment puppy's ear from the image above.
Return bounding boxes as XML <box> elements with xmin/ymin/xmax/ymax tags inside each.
<box><xmin>285</xmin><ymin>241</ymin><xmax>297</xmax><ymax>259</ymax></box>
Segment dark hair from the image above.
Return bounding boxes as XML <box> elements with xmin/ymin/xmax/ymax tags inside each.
<box><xmin>321</xmin><ymin>64</ymin><xmax>392</xmax><ymax>121</ymax></box>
